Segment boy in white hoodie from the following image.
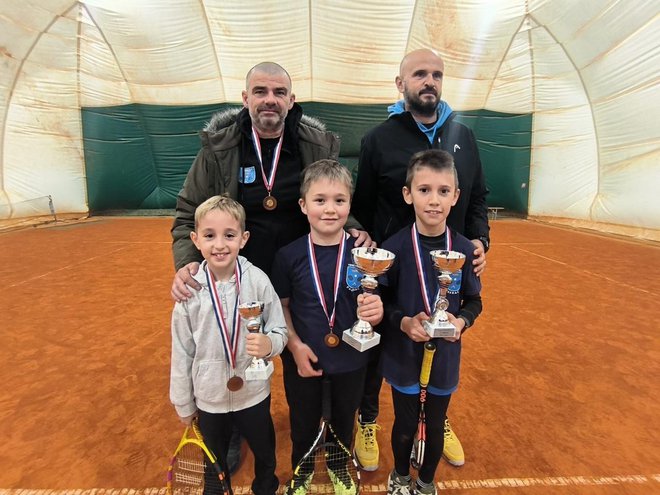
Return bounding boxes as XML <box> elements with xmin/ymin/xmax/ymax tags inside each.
<box><xmin>170</xmin><ymin>195</ymin><xmax>287</xmax><ymax>495</ymax></box>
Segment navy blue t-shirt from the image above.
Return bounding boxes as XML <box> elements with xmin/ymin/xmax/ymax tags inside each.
<box><xmin>272</xmin><ymin>234</ymin><xmax>370</xmax><ymax>374</ymax></box>
<box><xmin>380</xmin><ymin>224</ymin><xmax>481</xmax><ymax>393</ymax></box>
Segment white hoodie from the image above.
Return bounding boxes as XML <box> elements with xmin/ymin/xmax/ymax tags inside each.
<box><xmin>170</xmin><ymin>256</ymin><xmax>287</xmax><ymax>417</ymax></box>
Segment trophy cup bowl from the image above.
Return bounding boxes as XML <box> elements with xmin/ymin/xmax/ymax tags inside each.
<box><xmin>238</xmin><ymin>301</ymin><xmax>274</xmax><ymax>381</ymax></box>
<box><xmin>342</xmin><ymin>247</ymin><xmax>396</xmax><ymax>352</ymax></box>
<box><xmin>423</xmin><ymin>250</ymin><xmax>466</xmax><ymax>339</ymax></box>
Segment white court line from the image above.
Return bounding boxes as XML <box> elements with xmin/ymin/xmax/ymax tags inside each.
<box><xmin>436</xmin><ymin>473</ymin><xmax>657</xmax><ymax>490</ymax></box>
<box><xmin>7</xmin><ymin>246</ymin><xmax>130</xmax><ymax>288</ymax></box>
<box><xmin>2</xmin><ymin>475</ymin><xmax>659</xmax><ymax>494</ymax></box>
<box><xmin>509</xmin><ymin>245</ymin><xmax>656</xmax><ymax>296</ymax></box>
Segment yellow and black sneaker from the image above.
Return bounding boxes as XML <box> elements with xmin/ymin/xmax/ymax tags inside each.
<box><xmin>285</xmin><ymin>471</ymin><xmax>313</xmax><ymax>495</ymax></box>
<box><xmin>327</xmin><ymin>466</ymin><xmax>357</xmax><ymax>495</ymax></box>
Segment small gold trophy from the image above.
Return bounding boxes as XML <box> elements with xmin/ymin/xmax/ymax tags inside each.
<box><xmin>238</xmin><ymin>301</ymin><xmax>274</xmax><ymax>381</ymax></box>
<box><xmin>423</xmin><ymin>250</ymin><xmax>466</xmax><ymax>339</ymax></box>
<box><xmin>342</xmin><ymin>247</ymin><xmax>395</xmax><ymax>352</ymax></box>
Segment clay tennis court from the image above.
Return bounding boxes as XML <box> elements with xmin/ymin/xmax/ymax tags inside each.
<box><xmin>1</xmin><ymin>216</ymin><xmax>658</xmax><ymax>494</ymax></box>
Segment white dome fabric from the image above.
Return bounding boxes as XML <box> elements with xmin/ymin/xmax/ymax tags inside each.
<box><xmin>1</xmin><ymin>0</ymin><xmax>658</xmax><ymax>239</ymax></box>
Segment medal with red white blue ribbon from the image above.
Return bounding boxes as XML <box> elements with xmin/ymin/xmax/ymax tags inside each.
<box><xmin>411</xmin><ymin>223</ymin><xmax>451</xmax><ymax>315</ymax></box>
<box><xmin>307</xmin><ymin>233</ymin><xmax>348</xmax><ymax>347</ymax></box>
<box><xmin>204</xmin><ymin>262</ymin><xmax>244</xmax><ymax>391</ymax></box>
<box><xmin>250</xmin><ymin>126</ymin><xmax>283</xmax><ymax>210</ymax></box>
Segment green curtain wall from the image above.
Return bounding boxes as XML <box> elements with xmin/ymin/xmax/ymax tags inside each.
<box><xmin>82</xmin><ymin>103</ymin><xmax>531</xmax><ymax>213</ymax></box>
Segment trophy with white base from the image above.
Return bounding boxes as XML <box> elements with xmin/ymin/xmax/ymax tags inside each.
<box><xmin>239</xmin><ymin>301</ymin><xmax>274</xmax><ymax>381</ymax></box>
<box><xmin>423</xmin><ymin>250</ymin><xmax>466</xmax><ymax>339</ymax></box>
<box><xmin>342</xmin><ymin>247</ymin><xmax>395</xmax><ymax>352</ymax></box>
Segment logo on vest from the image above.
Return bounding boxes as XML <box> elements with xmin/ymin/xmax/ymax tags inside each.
<box><xmin>345</xmin><ymin>264</ymin><xmax>364</xmax><ymax>291</ymax></box>
<box><xmin>448</xmin><ymin>270</ymin><xmax>462</xmax><ymax>294</ymax></box>
<box><xmin>239</xmin><ymin>166</ymin><xmax>256</xmax><ymax>184</ymax></box>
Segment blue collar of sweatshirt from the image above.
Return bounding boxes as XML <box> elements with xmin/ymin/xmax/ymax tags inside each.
<box><xmin>387</xmin><ymin>99</ymin><xmax>453</xmax><ymax>144</ymax></box>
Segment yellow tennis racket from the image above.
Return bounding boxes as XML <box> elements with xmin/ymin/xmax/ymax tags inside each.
<box><xmin>166</xmin><ymin>419</ymin><xmax>231</xmax><ymax>495</ymax></box>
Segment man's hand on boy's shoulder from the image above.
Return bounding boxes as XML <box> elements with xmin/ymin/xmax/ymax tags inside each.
<box><xmin>171</xmin><ymin>262</ymin><xmax>202</xmax><ymax>302</ymax></box>
<box><xmin>348</xmin><ymin>228</ymin><xmax>376</xmax><ymax>248</ymax></box>
<box><xmin>400</xmin><ymin>313</ymin><xmax>431</xmax><ymax>342</ymax></box>
<box><xmin>470</xmin><ymin>239</ymin><xmax>487</xmax><ymax>277</ymax></box>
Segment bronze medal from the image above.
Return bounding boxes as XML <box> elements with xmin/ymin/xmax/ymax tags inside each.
<box><xmin>324</xmin><ymin>332</ymin><xmax>340</xmax><ymax>348</ymax></box>
<box><xmin>227</xmin><ymin>375</ymin><xmax>244</xmax><ymax>391</ymax></box>
<box><xmin>263</xmin><ymin>195</ymin><xmax>277</xmax><ymax>211</ymax></box>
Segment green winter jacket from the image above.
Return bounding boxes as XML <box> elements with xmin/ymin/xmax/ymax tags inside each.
<box><xmin>171</xmin><ymin>104</ymin><xmax>360</xmax><ymax>270</ymax></box>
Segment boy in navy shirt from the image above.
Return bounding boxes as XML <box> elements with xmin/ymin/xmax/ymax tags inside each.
<box><xmin>272</xmin><ymin>159</ymin><xmax>383</xmax><ymax>495</ymax></box>
<box><xmin>380</xmin><ymin>150</ymin><xmax>482</xmax><ymax>495</ymax></box>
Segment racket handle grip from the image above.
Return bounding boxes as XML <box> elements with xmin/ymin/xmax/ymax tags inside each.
<box><xmin>419</xmin><ymin>341</ymin><xmax>436</xmax><ymax>387</ymax></box>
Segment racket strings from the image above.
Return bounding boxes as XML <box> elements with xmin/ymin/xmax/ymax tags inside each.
<box><xmin>171</xmin><ymin>443</ymin><xmax>204</xmax><ymax>490</ymax></box>
<box><xmin>291</xmin><ymin>439</ymin><xmax>359</xmax><ymax>495</ymax></box>
<box><xmin>169</xmin><ymin>442</ymin><xmax>227</xmax><ymax>495</ymax></box>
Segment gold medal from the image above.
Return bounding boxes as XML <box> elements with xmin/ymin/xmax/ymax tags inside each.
<box><xmin>324</xmin><ymin>333</ymin><xmax>340</xmax><ymax>348</ymax></box>
<box><xmin>263</xmin><ymin>195</ymin><xmax>277</xmax><ymax>211</ymax></box>
<box><xmin>227</xmin><ymin>375</ymin><xmax>244</xmax><ymax>391</ymax></box>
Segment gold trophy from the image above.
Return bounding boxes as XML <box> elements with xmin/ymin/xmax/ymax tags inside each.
<box><xmin>342</xmin><ymin>247</ymin><xmax>395</xmax><ymax>352</ymax></box>
<box><xmin>238</xmin><ymin>301</ymin><xmax>274</xmax><ymax>381</ymax></box>
<box><xmin>423</xmin><ymin>250</ymin><xmax>466</xmax><ymax>338</ymax></box>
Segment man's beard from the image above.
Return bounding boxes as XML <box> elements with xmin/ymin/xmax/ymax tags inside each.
<box><xmin>404</xmin><ymin>88</ymin><xmax>439</xmax><ymax>117</ymax></box>
<box><xmin>253</xmin><ymin>109</ymin><xmax>286</xmax><ymax>134</ymax></box>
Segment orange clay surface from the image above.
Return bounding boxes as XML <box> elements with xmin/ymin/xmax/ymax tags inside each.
<box><xmin>0</xmin><ymin>217</ymin><xmax>659</xmax><ymax>494</ymax></box>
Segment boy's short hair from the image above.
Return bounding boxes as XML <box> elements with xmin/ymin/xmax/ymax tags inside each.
<box><xmin>300</xmin><ymin>159</ymin><xmax>353</xmax><ymax>198</ymax></box>
<box><xmin>194</xmin><ymin>195</ymin><xmax>246</xmax><ymax>232</ymax></box>
<box><xmin>405</xmin><ymin>149</ymin><xmax>459</xmax><ymax>189</ymax></box>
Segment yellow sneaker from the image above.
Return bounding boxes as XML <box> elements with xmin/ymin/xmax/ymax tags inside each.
<box><xmin>328</xmin><ymin>466</ymin><xmax>357</xmax><ymax>495</ymax></box>
<box><xmin>286</xmin><ymin>472</ymin><xmax>313</xmax><ymax>495</ymax></box>
<box><xmin>443</xmin><ymin>419</ymin><xmax>465</xmax><ymax>466</ymax></box>
<box><xmin>354</xmin><ymin>420</ymin><xmax>381</xmax><ymax>471</ymax></box>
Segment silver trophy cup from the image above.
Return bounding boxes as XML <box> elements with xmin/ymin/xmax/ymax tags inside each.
<box><xmin>238</xmin><ymin>301</ymin><xmax>274</xmax><ymax>381</ymax></box>
<box><xmin>423</xmin><ymin>250</ymin><xmax>466</xmax><ymax>339</ymax></box>
<box><xmin>342</xmin><ymin>246</ymin><xmax>395</xmax><ymax>352</ymax></box>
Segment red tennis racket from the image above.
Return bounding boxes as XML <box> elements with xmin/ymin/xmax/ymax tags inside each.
<box><xmin>411</xmin><ymin>341</ymin><xmax>436</xmax><ymax>469</ymax></box>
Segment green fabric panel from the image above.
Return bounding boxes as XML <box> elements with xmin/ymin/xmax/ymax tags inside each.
<box><xmin>82</xmin><ymin>103</ymin><xmax>231</xmax><ymax>211</ymax></box>
<box><xmin>82</xmin><ymin>103</ymin><xmax>531</xmax><ymax>214</ymax></box>
<box><xmin>453</xmin><ymin>111</ymin><xmax>531</xmax><ymax>212</ymax></box>
<box><xmin>300</xmin><ymin>102</ymin><xmax>386</xmax><ymax>158</ymax></box>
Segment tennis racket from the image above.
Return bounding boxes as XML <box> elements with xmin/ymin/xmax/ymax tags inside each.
<box><xmin>166</xmin><ymin>419</ymin><xmax>231</xmax><ymax>495</ymax></box>
<box><xmin>411</xmin><ymin>341</ymin><xmax>437</xmax><ymax>470</ymax></box>
<box><xmin>288</xmin><ymin>377</ymin><xmax>360</xmax><ymax>495</ymax></box>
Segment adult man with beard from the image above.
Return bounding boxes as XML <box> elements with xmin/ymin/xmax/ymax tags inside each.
<box><xmin>171</xmin><ymin>61</ymin><xmax>370</xmax><ymax>474</ymax></box>
<box><xmin>351</xmin><ymin>49</ymin><xmax>490</xmax><ymax>473</ymax></box>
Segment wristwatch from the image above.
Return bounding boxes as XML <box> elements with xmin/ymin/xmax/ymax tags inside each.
<box><xmin>477</xmin><ymin>236</ymin><xmax>490</xmax><ymax>253</ymax></box>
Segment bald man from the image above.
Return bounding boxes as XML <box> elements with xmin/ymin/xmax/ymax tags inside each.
<box><xmin>172</xmin><ymin>62</ymin><xmax>370</xmax><ymax>290</ymax></box>
<box><xmin>351</xmin><ymin>49</ymin><xmax>490</xmax><ymax>484</ymax></box>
